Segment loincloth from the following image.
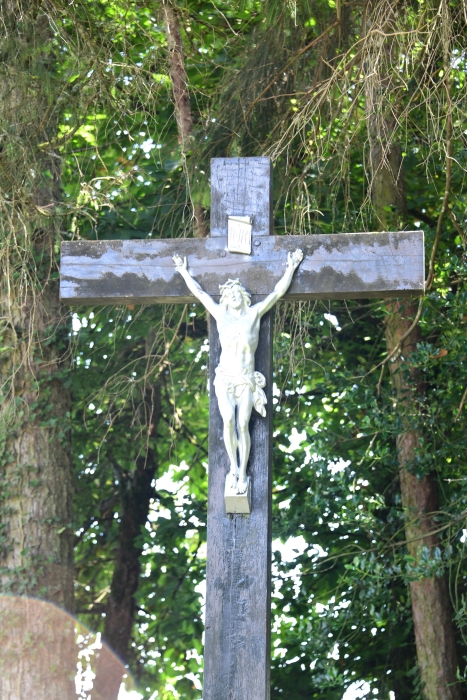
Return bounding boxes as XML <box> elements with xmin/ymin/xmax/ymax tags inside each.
<box><xmin>214</xmin><ymin>367</ymin><xmax>267</xmax><ymax>417</ymax></box>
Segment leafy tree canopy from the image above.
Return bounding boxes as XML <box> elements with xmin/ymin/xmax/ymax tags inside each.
<box><xmin>2</xmin><ymin>0</ymin><xmax>467</xmax><ymax>698</ymax></box>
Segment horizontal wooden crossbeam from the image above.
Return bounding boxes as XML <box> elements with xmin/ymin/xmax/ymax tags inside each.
<box><xmin>60</xmin><ymin>231</ymin><xmax>424</xmax><ymax>306</ymax></box>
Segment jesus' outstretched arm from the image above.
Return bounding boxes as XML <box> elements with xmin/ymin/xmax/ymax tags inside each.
<box><xmin>254</xmin><ymin>248</ymin><xmax>303</xmax><ymax>317</ymax></box>
<box><xmin>173</xmin><ymin>254</ymin><xmax>220</xmax><ymax>320</ymax></box>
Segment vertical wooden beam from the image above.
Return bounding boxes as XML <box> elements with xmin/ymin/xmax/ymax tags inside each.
<box><xmin>203</xmin><ymin>158</ymin><xmax>273</xmax><ymax>700</ymax></box>
<box><xmin>210</xmin><ymin>157</ymin><xmax>273</xmax><ymax>238</ymax></box>
<box><xmin>204</xmin><ymin>313</ymin><xmax>272</xmax><ymax>700</ymax></box>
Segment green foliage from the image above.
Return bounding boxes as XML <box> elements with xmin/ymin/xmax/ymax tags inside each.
<box><xmin>2</xmin><ymin>0</ymin><xmax>467</xmax><ymax>697</ymax></box>
<box><xmin>72</xmin><ymin>303</ymin><xmax>209</xmax><ymax>694</ymax></box>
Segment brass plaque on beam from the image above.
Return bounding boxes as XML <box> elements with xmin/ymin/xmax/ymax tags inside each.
<box><xmin>227</xmin><ymin>216</ymin><xmax>252</xmax><ymax>255</ymax></box>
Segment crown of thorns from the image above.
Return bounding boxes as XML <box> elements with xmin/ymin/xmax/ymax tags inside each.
<box><xmin>219</xmin><ymin>279</ymin><xmax>251</xmax><ymax>306</ymax></box>
<box><xmin>219</xmin><ymin>278</ymin><xmax>243</xmax><ymax>293</ymax></box>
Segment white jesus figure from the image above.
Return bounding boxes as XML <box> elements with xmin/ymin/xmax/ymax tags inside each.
<box><xmin>173</xmin><ymin>249</ymin><xmax>303</xmax><ymax>495</ymax></box>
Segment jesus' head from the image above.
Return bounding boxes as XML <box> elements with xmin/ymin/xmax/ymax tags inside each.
<box><xmin>219</xmin><ymin>279</ymin><xmax>251</xmax><ymax>311</ymax></box>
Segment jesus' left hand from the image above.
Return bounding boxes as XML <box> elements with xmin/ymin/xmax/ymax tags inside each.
<box><xmin>287</xmin><ymin>248</ymin><xmax>304</xmax><ymax>271</ymax></box>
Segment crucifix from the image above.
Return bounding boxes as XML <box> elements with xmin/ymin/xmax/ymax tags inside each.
<box><xmin>60</xmin><ymin>157</ymin><xmax>424</xmax><ymax>700</ymax></box>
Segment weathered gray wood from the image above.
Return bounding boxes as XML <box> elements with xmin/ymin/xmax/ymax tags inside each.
<box><xmin>203</xmin><ymin>157</ymin><xmax>273</xmax><ymax>700</ymax></box>
<box><xmin>204</xmin><ymin>308</ymin><xmax>272</xmax><ymax>700</ymax></box>
<box><xmin>210</xmin><ymin>157</ymin><xmax>273</xmax><ymax>238</ymax></box>
<box><xmin>60</xmin><ymin>230</ymin><xmax>424</xmax><ymax>305</ymax></box>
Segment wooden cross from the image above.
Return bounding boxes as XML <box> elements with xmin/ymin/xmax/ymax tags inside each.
<box><xmin>60</xmin><ymin>157</ymin><xmax>424</xmax><ymax>700</ymax></box>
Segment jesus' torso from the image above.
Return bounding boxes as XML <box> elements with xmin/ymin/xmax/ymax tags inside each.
<box><xmin>216</xmin><ymin>306</ymin><xmax>260</xmax><ymax>377</ymax></box>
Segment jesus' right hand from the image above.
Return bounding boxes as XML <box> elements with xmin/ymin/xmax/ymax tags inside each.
<box><xmin>173</xmin><ymin>254</ymin><xmax>187</xmax><ymax>271</ymax></box>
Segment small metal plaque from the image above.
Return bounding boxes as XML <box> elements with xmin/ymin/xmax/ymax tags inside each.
<box><xmin>228</xmin><ymin>216</ymin><xmax>252</xmax><ymax>255</ymax></box>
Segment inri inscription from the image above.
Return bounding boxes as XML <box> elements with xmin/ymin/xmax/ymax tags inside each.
<box><xmin>228</xmin><ymin>215</ymin><xmax>253</xmax><ymax>255</ymax></box>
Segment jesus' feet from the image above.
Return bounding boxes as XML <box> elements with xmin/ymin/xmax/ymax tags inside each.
<box><xmin>227</xmin><ymin>470</ymin><xmax>237</xmax><ymax>490</ymax></box>
<box><xmin>236</xmin><ymin>475</ymin><xmax>248</xmax><ymax>494</ymax></box>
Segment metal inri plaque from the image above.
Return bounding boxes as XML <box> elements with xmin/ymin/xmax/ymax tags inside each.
<box><xmin>228</xmin><ymin>215</ymin><xmax>252</xmax><ymax>254</ymax></box>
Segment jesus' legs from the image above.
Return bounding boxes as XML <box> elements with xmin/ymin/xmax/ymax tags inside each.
<box><xmin>236</xmin><ymin>389</ymin><xmax>254</xmax><ymax>494</ymax></box>
<box><xmin>216</xmin><ymin>390</ymin><xmax>238</xmax><ymax>488</ymax></box>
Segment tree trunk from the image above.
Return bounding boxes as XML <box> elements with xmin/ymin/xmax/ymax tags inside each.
<box><xmin>385</xmin><ymin>304</ymin><xmax>461</xmax><ymax>700</ymax></box>
<box><xmin>365</xmin><ymin>5</ymin><xmax>461</xmax><ymax>697</ymax></box>
<box><xmin>162</xmin><ymin>0</ymin><xmax>207</xmax><ymax>238</ymax></box>
<box><xmin>92</xmin><ymin>384</ymin><xmax>161</xmax><ymax>700</ymax></box>
<box><xmin>0</xmin><ymin>4</ymin><xmax>74</xmax><ymax>699</ymax></box>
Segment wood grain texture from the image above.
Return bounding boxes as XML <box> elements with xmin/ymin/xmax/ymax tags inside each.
<box><xmin>60</xmin><ymin>231</ymin><xmax>424</xmax><ymax>305</ymax></box>
<box><xmin>210</xmin><ymin>157</ymin><xmax>273</xmax><ymax>238</ymax></box>
<box><xmin>204</xmin><ymin>308</ymin><xmax>272</xmax><ymax>700</ymax></box>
